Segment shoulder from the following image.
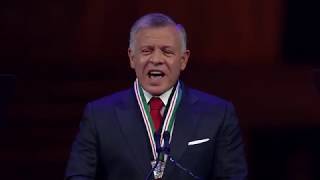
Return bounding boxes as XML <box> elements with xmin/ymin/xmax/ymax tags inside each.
<box><xmin>183</xmin><ymin>87</ymin><xmax>236</xmax><ymax>116</ymax></box>
<box><xmin>186</xmin><ymin>87</ymin><xmax>232</xmax><ymax>107</ymax></box>
<box><xmin>86</xmin><ymin>88</ymin><xmax>134</xmax><ymax>110</ymax></box>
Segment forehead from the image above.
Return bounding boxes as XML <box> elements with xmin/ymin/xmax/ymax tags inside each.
<box><xmin>134</xmin><ymin>26</ymin><xmax>181</xmax><ymax>48</ymax></box>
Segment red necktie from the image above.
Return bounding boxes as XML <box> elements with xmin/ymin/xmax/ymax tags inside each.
<box><xmin>150</xmin><ymin>97</ymin><xmax>163</xmax><ymax>132</ymax></box>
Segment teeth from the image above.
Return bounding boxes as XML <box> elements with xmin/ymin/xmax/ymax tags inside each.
<box><xmin>150</xmin><ymin>72</ymin><xmax>162</xmax><ymax>75</ymax></box>
<box><xmin>148</xmin><ymin>70</ymin><xmax>164</xmax><ymax>77</ymax></box>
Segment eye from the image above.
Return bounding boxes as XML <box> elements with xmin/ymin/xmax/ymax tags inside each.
<box><xmin>162</xmin><ymin>48</ymin><xmax>175</xmax><ymax>56</ymax></box>
<box><xmin>141</xmin><ymin>47</ymin><xmax>153</xmax><ymax>55</ymax></box>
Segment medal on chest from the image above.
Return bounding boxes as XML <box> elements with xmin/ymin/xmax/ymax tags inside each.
<box><xmin>134</xmin><ymin>79</ymin><xmax>182</xmax><ymax>179</ymax></box>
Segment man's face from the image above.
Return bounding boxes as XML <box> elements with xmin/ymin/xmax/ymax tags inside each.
<box><xmin>128</xmin><ymin>26</ymin><xmax>190</xmax><ymax>96</ymax></box>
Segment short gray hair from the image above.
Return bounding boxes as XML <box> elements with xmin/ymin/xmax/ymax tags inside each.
<box><xmin>129</xmin><ymin>13</ymin><xmax>187</xmax><ymax>52</ymax></box>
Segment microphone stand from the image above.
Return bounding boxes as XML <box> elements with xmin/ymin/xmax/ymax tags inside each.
<box><xmin>167</xmin><ymin>155</ymin><xmax>202</xmax><ymax>180</ymax></box>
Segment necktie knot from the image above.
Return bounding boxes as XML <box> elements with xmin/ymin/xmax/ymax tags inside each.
<box><xmin>150</xmin><ymin>97</ymin><xmax>163</xmax><ymax>110</ymax></box>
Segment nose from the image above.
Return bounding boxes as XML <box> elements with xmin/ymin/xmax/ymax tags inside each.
<box><xmin>149</xmin><ymin>49</ymin><xmax>164</xmax><ymax>64</ymax></box>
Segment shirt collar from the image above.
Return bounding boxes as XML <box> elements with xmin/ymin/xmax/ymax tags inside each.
<box><xmin>142</xmin><ymin>87</ymin><xmax>173</xmax><ymax>106</ymax></box>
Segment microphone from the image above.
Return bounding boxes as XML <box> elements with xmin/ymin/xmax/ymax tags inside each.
<box><xmin>162</xmin><ymin>131</ymin><xmax>170</xmax><ymax>154</ymax></box>
<box><xmin>155</xmin><ymin>132</ymin><xmax>162</xmax><ymax>154</ymax></box>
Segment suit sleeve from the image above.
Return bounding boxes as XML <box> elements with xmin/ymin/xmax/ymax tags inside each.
<box><xmin>65</xmin><ymin>103</ymin><xmax>97</xmax><ymax>180</ymax></box>
<box><xmin>211</xmin><ymin>102</ymin><xmax>248</xmax><ymax>180</ymax></box>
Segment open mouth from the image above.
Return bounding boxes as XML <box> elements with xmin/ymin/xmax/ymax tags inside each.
<box><xmin>148</xmin><ymin>70</ymin><xmax>165</xmax><ymax>79</ymax></box>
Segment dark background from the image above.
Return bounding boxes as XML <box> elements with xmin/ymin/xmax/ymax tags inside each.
<box><xmin>1</xmin><ymin>0</ymin><xmax>320</xmax><ymax>179</ymax></box>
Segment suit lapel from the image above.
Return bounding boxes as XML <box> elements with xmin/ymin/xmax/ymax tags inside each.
<box><xmin>164</xmin><ymin>87</ymin><xmax>199</xmax><ymax>177</ymax></box>
<box><xmin>115</xmin><ymin>89</ymin><xmax>152</xmax><ymax>177</ymax></box>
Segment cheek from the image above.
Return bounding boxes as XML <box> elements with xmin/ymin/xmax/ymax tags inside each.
<box><xmin>167</xmin><ymin>63</ymin><xmax>182</xmax><ymax>79</ymax></box>
<box><xmin>135</xmin><ymin>60</ymin><xmax>148</xmax><ymax>74</ymax></box>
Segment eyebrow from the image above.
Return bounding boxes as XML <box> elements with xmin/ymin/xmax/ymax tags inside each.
<box><xmin>161</xmin><ymin>45</ymin><xmax>174</xmax><ymax>49</ymax></box>
<box><xmin>140</xmin><ymin>45</ymin><xmax>174</xmax><ymax>49</ymax></box>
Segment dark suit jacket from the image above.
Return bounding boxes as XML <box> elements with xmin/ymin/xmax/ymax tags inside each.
<box><xmin>65</xmin><ymin>85</ymin><xmax>247</xmax><ymax>180</ymax></box>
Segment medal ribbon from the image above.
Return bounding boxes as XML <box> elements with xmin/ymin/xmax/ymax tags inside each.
<box><xmin>134</xmin><ymin>79</ymin><xmax>182</xmax><ymax>160</ymax></box>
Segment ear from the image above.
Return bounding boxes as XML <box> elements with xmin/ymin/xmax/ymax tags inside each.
<box><xmin>128</xmin><ymin>48</ymin><xmax>135</xmax><ymax>69</ymax></box>
<box><xmin>180</xmin><ymin>50</ymin><xmax>190</xmax><ymax>71</ymax></box>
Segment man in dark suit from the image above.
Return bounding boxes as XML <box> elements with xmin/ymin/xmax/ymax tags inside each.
<box><xmin>65</xmin><ymin>13</ymin><xmax>247</xmax><ymax>180</ymax></box>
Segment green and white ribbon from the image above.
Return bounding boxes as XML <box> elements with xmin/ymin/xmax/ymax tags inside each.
<box><xmin>134</xmin><ymin>79</ymin><xmax>182</xmax><ymax>160</ymax></box>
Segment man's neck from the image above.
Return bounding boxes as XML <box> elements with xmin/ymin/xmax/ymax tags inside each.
<box><xmin>142</xmin><ymin>87</ymin><xmax>173</xmax><ymax>106</ymax></box>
